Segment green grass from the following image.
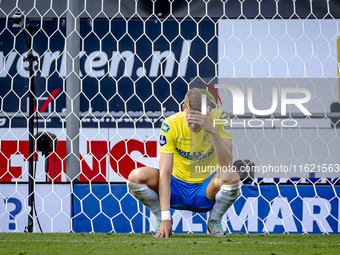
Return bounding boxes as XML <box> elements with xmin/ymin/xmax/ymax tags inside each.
<box><xmin>0</xmin><ymin>233</ymin><xmax>339</xmax><ymax>255</ymax></box>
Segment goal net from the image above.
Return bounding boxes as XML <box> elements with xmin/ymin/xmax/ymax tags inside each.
<box><xmin>0</xmin><ymin>0</ymin><xmax>339</xmax><ymax>234</ymax></box>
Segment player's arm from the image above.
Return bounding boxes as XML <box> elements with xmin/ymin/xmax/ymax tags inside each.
<box><xmin>188</xmin><ymin>108</ymin><xmax>232</xmax><ymax>167</ymax></box>
<box><xmin>209</xmin><ymin>130</ymin><xmax>233</xmax><ymax>168</ymax></box>
<box><xmin>155</xmin><ymin>152</ymin><xmax>173</xmax><ymax>238</ymax></box>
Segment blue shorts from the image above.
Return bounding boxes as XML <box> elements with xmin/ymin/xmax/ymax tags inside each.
<box><xmin>156</xmin><ymin>169</ymin><xmax>217</xmax><ymax>213</ymax></box>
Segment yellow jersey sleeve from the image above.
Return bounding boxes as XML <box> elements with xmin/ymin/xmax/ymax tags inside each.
<box><xmin>159</xmin><ymin>118</ymin><xmax>177</xmax><ymax>154</ymax></box>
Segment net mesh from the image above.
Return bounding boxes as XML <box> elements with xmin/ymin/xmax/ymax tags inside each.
<box><xmin>0</xmin><ymin>0</ymin><xmax>339</xmax><ymax>234</ymax></box>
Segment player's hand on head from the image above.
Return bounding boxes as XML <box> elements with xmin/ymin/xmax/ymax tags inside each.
<box><xmin>188</xmin><ymin>106</ymin><xmax>214</xmax><ymax>133</ymax></box>
<box><xmin>154</xmin><ymin>220</ymin><xmax>172</xmax><ymax>238</ymax></box>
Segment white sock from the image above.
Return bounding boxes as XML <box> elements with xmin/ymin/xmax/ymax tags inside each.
<box><xmin>209</xmin><ymin>181</ymin><xmax>242</xmax><ymax>221</ymax></box>
<box><xmin>127</xmin><ymin>181</ymin><xmax>161</xmax><ymax>221</ymax></box>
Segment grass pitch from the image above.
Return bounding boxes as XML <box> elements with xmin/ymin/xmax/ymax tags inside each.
<box><xmin>0</xmin><ymin>233</ymin><xmax>339</xmax><ymax>255</ymax></box>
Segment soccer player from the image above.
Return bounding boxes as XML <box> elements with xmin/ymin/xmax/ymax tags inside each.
<box><xmin>127</xmin><ymin>88</ymin><xmax>241</xmax><ymax>238</ymax></box>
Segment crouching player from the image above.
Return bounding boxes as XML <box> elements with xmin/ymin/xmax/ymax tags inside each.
<box><xmin>127</xmin><ymin>88</ymin><xmax>241</xmax><ymax>238</ymax></box>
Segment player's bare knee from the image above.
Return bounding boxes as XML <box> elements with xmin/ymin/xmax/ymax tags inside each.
<box><xmin>128</xmin><ymin>168</ymin><xmax>145</xmax><ymax>184</ymax></box>
<box><xmin>128</xmin><ymin>167</ymin><xmax>159</xmax><ymax>189</ymax></box>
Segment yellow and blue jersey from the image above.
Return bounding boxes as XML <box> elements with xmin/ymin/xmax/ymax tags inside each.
<box><xmin>159</xmin><ymin>108</ymin><xmax>232</xmax><ymax>183</ymax></box>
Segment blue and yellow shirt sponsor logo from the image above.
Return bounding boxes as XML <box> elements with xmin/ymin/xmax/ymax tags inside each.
<box><xmin>220</xmin><ymin>111</ymin><xmax>229</xmax><ymax>120</ymax></box>
<box><xmin>161</xmin><ymin>123</ymin><xmax>170</xmax><ymax>133</ymax></box>
<box><xmin>176</xmin><ymin>148</ymin><xmax>214</xmax><ymax>161</ymax></box>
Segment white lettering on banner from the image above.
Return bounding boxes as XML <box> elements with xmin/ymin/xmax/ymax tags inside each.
<box><xmin>172</xmin><ymin>211</ymin><xmax>203</xmax><ymax>232</ymax></box>
<box><xmin>41</xmin><ymin>51</ymin><xmax>61</xmax><ymax>77</ymax></box>
<box><xmin>59</xmin><ymin>51</ymin><xmax>85</xmax><ymax>77</ymax></box>
<box><xmin>177</xmin><ymin>40</ymin><xmax>191</xmax><ymax>76</ymax></box>
<box><xmin>0</xmin><ymin>52</ymin><xmax>17</xmax><ymax>77</ymax></box>
<box><xmin>226</xmin><ymin>197</ymin><xmax>258</xmax><ymax>232</ymax></box>
<box><xmin>130</xmin><ymin>151</ymin><xmax>156</xmax><ymax>167</ymax></box>
<box><xmin>149</xmin><ymin>51</ymin><xmax>175</xmax><ymax>77</ymax></box>
<box><xmin>263</xmin><ymin>197</ymin><xmax>297</xmax><ymax>232</ymax></box>
<box><xmin>0</xmin><ymin>40</ymin><xmax>191</xmax><ymax>79</ymax></box>
<box><xmin>109</xmin><ymin>51</ymin><xmax>134</xmax><ymax>77</ymax></box>
<box><xmin>302</xmin><ymin>198</ymin><xmax>333</xmax><ymax>233</ymax></box>
<box><xmin>85</xmin><ymin>51</ymin><xmax>108</xmax><ymax>78</ymax></box>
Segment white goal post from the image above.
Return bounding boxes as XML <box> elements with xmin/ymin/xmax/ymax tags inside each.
<box><xmin>0</xmin><ymin>0</ymin><xmax>339</xmax><ymax>234</ymax></box>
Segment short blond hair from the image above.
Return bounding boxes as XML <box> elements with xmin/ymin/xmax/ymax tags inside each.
<box><xmin>184</xmin><ymin>88</ymin><xmax>211</xmax><ymax>112</ymax></box>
